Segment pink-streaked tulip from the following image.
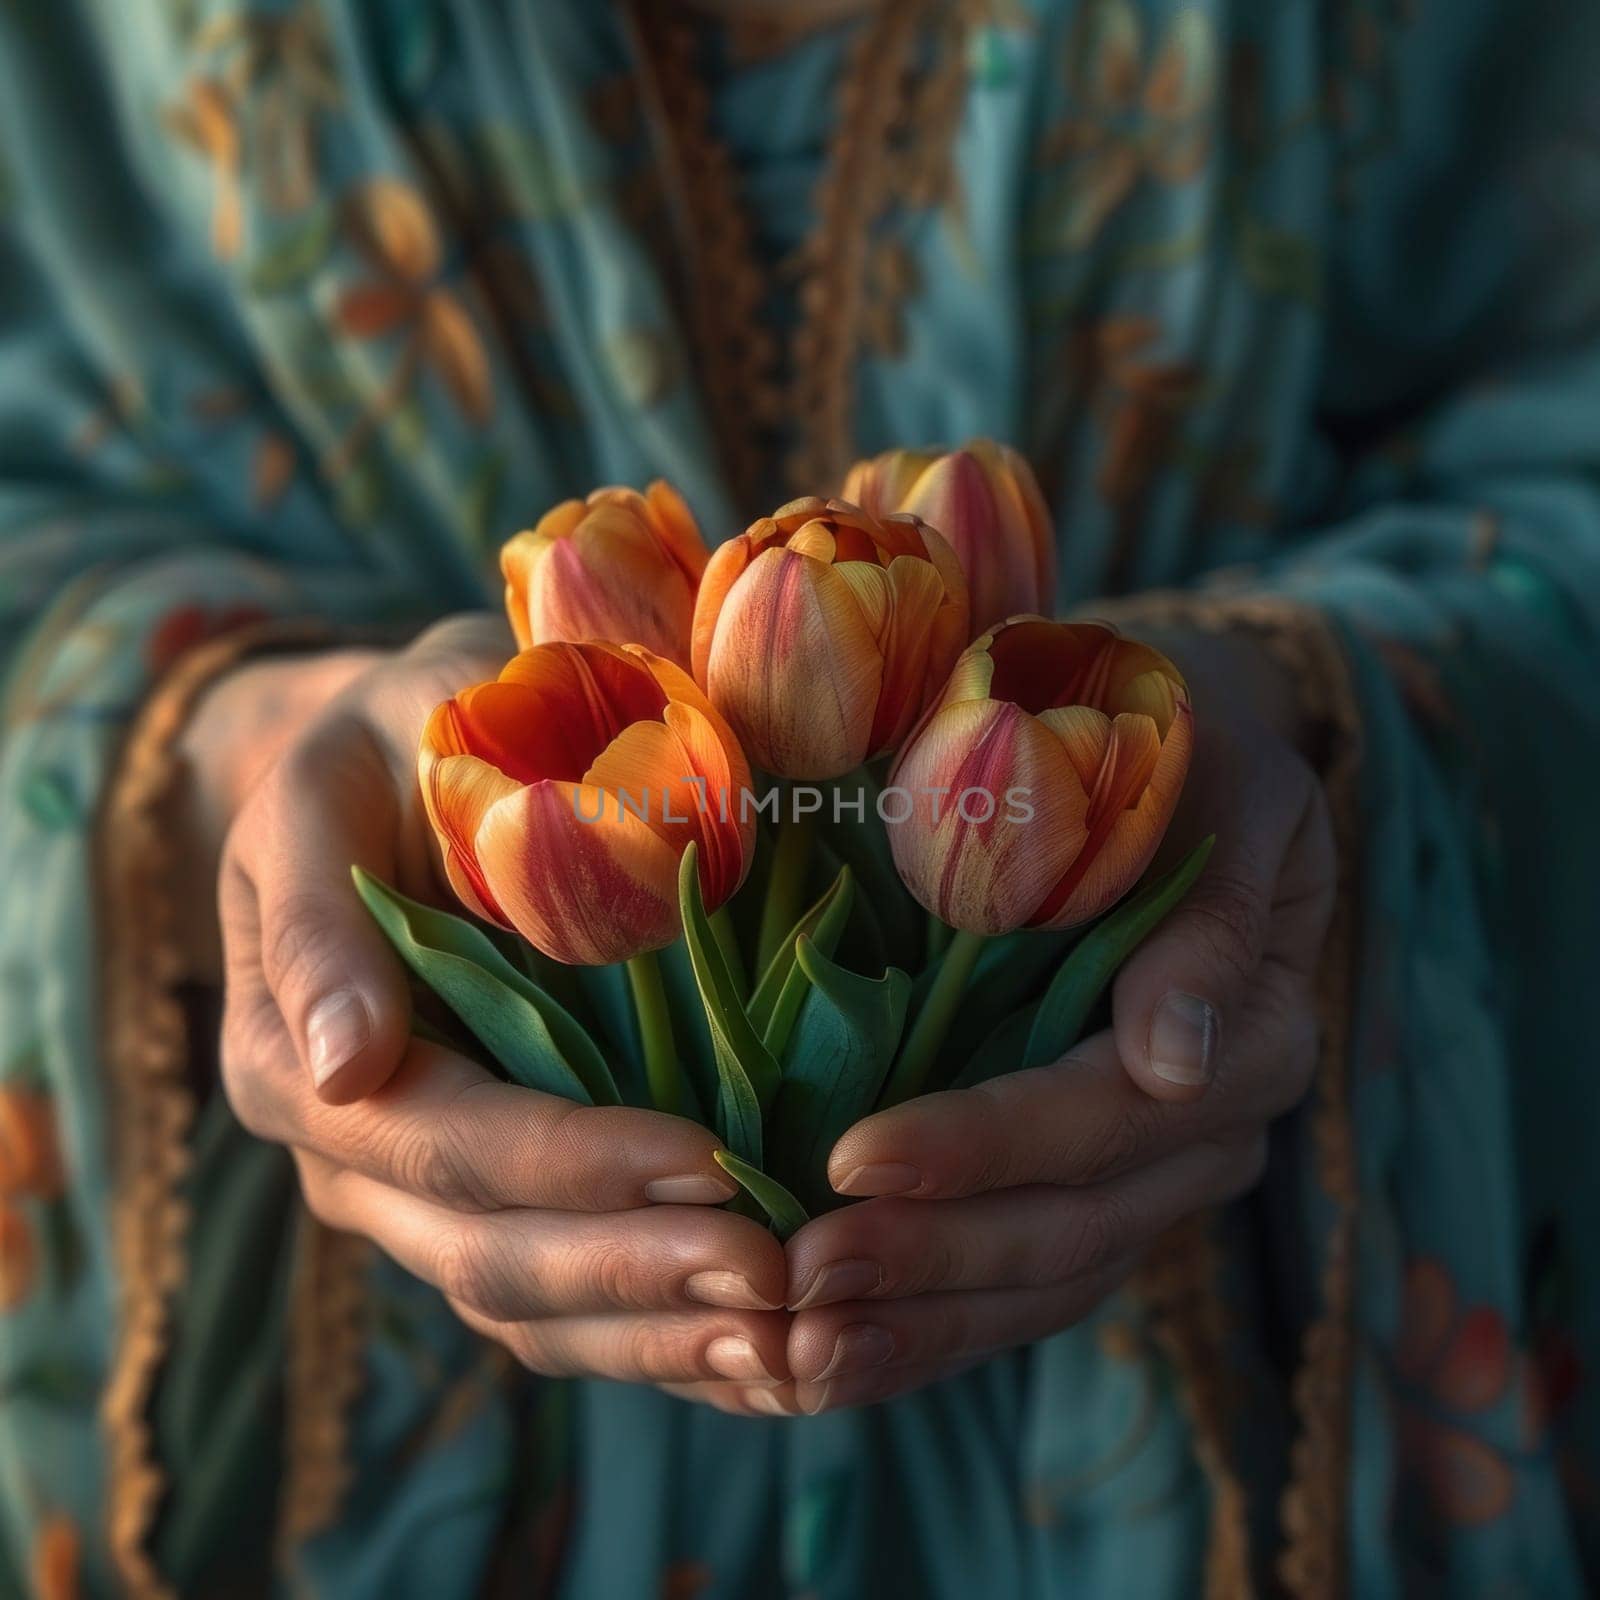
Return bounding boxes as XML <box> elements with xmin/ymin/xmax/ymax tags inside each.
<box><xmin>842</xmin><ymin>439</ymin><xmax>1057</xmax><ymax>636</ymax></box>
<box><xmin>888</xmin><ymin>618</ymin><xmax>1192</xmax><ymax>934</ymax></box>
<box><xmin>419</xmin><ymin>640</ymin><xmax>755</xmax><ymax>965</ymax></box>
<box><xmin>690</xmin><ymin>497</ymin><xmax>969</xmax><ymax>780</ymax></box>
<box><xmin>501</xmin><ymin>481</ymin><xmax>710</xmax><ymax>669</ymax></box>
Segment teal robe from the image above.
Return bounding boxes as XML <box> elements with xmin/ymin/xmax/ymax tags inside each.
<box><xmin>1</xmin><ymin>1</ymin><xmax>1597</xmax><ymax>1595</ymax></box>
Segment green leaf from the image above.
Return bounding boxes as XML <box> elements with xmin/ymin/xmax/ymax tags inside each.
<box><xmin>713</xmin><ymin>1150</ymin><xmax>810</xmax><ymax>1243</ymax></box>
<box><xmin>813</xmin><ymin>768</ymin><xmax>925</xmax><ymax>968</ymax></box>
<box><xmin>352</xmin><ymin>867</ymin><xmax>619</xmax><ymax>1105</ymax></box>
<box><xmin>677</xmin><ymin>845</ymin><xmax>778</xmax><ymax>1163</ymax></box>
<box><xmin>246</xmin><ymin>204</ymin><xmax>335</xmax><ymax>295</ymax></box>
<box><xmin>747</xmin><ymin>865</ymin><xmax>854</xmax><ymax>1055</ymax></box>
<box><xmin>770</xmin><ymin>940</ymin><xmax>912</xmax><ymax>1211</ymax></box>
<box><xmin>1024</xmin><ymin>836</ymin><xmax>1215</xmax><ymax>1069</ymax></box>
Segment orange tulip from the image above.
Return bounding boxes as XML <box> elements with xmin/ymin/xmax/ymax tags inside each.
<box><xmin>842</xmin><ymin>439</ymin><xmax>1057</xmax><ymax>636</ymax></box>
<box><xmin>691</xmin><ymin>497</ymin><xmax>969</xmax><ymax>780</ymax></box>
<box><xmin>888</xmin><ymin>618</ymin><xmax>1192</xmax><ymax>933</ymax></box>
<box><xmin>0</xmin><ymin>1088</ymin><xmax>63</xmax><ymax>1200</ymax></box>
<box><xmin>501</xmin><ymin>481</ymin><xmax>710</xmax><ymax>669</ymax></box>
<box><xmin>419</xmin><ymin>640</ymin><xmax>755</xmax><ymax>965</ymax></box>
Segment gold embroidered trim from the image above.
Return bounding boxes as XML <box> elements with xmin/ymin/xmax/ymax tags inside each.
<box><xmin>279</xmin><ymin>1216</ymin><xmax>371</xmax><ymax>1556</ymax></box>
<box><xmin>632</xmin><ymin>0</ymin><xmax>979</xmax><ymax>507</ymax></box>
<box><xmin>1103</xmin><ymin>591</ymin><xmax>1364</xmax><ymax>1600</ymax></box>
<box><xmin>100</xmin><ymin>620</ymin><xmax>335</xmax><ymax>1599</ymax></box>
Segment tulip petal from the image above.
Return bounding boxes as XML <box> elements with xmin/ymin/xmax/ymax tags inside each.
<box><xmin>418</xmin><ymin>744</ymin><xmax>521</xmax><ymax>923</ymax></box>
<box><xmin>889</xmin><ymin>700</ymin><xmax>1088</xmax><ymax>934</ymax></box>
<box><xmin>499</xmin><ymin>640</ymin><xmax>670</xmax><ymax>755</ymax></box>
<box><xmin>474</xmin><ymin>780</ymin><xmax>681</xmax><ymax>964</ymax></box>
<box><xmin>583</xmin><ymin>717</ymin><xmax>707</xmax><ymax>849</ymax></box>
<box><xmin>1039</xmin><ymin>704</ymin><xmax>1112</xmax><ymax>791</ymax></box>
<box><xmin>663</xmin><ymin>699</ymin><xmax>757</xmax><ymax>907</ymax></box>
<box><xmin>867</xmin><ymin>552</ymin><xmax>957</xmax><ymax>754</ymax></box>
<box><xmin>691</xmin><ymin>536</ymin><xmax>756</xmax><ymax>686</ymax></box>
<box><xmin>706</xmin><ymin>547</ymin><xmax>882</xmax><ymax>779</ymax></box>
<box><xmin>642</xmin><ymin>479</ymin><xmax>710</xmax><ymax>583</ymax></box>
<box><xmin>1032</xmin><ymin>698</ymin><xmax>1193</xmax><ymax>928</ymax></box>
<box><xmin>531</xmin><ymin>510</ymin><xmax>697</xmax><ymax>664</ymax></box>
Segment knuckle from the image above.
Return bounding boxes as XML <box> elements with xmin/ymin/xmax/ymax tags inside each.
<box><xmin>1183</xmin><ymin>876</ymin><xmax>1265</xmax><ymax>982</ymax></box>
<box><xmin>433</xmin><ymin>1224</ymin><xmax>504</xmax><ymax>1312</ymax></box>
<box><xmin>624</xmin><ymin>1320</ymin><xmax>691</xmax><ymax>1383</ymax></box>
<box><xmin>1056</xmin><ymin>1188</ymin><xmax>1136</xmax><ymax>1279</ymax></box>
<box><xmin>1061</xmin><ymin>1102</ymin><xmax>1148</xmax><ymax>1182</ymax></box>
<box><xmin>578</xmin><ymin>1237</ymin><xmax>643</xmax><ymax>1308</ymax></box>
<box><xmin>387</xmin><ymin>1121</ymin><xmax>491</xmax><ymax>1211</ymax></box>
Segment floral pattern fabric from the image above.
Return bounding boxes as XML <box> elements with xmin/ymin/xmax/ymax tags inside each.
<box><xmin>1</xmin><ymin>1</ymin><xmax>1598</xmax><ymax>1595</ymax></box>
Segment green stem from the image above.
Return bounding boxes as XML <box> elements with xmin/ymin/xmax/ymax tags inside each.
<box><xmin>924</xmin><ymin>911</ymin><xmax>952</xmax><ymax>967</ymax></box>
<box><xmin>710</xmin><ymin>906</ymin><xmax>746</xmax><ymax>1001</ymax></box>
<box><xmin>882</xmin><ymin>927</ymin><xmax>988</xmax><ymax>1106</ymax></box>
<box><xmin>626</xmin><ymin>950</ymin><xmax>686</xmax><ymax>1115</ymax></box>
<box><xmin>756</xmin><ymin>807</ymin><xmax>816</xmax><ymax>974</ymax></box>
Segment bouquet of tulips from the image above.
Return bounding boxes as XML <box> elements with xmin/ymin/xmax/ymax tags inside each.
<box><xmin>356</xmin><ymin>443</ymin><xmax>1210</xmax><ymax>1237</ymax></box>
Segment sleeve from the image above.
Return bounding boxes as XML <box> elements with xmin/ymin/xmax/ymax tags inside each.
<box><xmin>1116</xmin><ymin>7</ymin><xmax>1600</xmax><ymax>1593</ymax></box>
<box><xmin>0</xmin><ymin>34</ymin><xmax>427</xmax><ymax>1600</ymax></box>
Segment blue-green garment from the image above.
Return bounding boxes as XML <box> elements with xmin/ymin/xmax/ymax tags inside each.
<box><xmin>2</xmin><ymin>1</ymin><xmax>1598</xmax><ymax>1595</ymax></box>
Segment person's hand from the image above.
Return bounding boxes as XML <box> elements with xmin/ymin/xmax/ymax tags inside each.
<box><xmin>211</xmin><ymin>616</ymin><xmax>791</xmax><ymax>1394</ymax></box>
<box><xmin>753</xmin><ymin>627</ymin><xmax>1336</xmax><ymax>1417</ymax></box>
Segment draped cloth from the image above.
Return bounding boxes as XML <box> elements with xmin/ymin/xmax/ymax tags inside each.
<box><xmin>1</xmin><ymin>1</ymin><xmax>1596</xmax><ymax>1594</ymax></box>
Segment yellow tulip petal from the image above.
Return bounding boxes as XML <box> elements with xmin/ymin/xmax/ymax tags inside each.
<box><xmin>474</xmin><ymin>781</ymin><xmax>681</xmax><ymax>965</ymax></box>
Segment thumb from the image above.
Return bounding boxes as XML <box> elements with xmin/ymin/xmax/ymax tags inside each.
<box><xmin>233</xmin><ymin>721</ymin><xmax>416</xmax><ymax>1103</ymax></box>
<box><xmin>1109</xmin><ymin>838</ymin><xmax>1271</xmax><ymax>1105</ymax></box>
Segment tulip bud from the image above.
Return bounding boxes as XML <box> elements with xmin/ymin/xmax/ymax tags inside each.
<box><xmin>501</xmin><ymin>481</ymin><xmax>709</xmax><ymax>669</ymax></box>
<box><xmin>691</xmin><ymin>497</ymin><xmax>969</xmax><ymax>780</ymax></box>
<box><xmin>888</xmin><ymin>618</ymin><xmax>1192</xmax><ymax>933</ymax></box>
<box><xmin>419</xmin><ymin>640</ymin><xmax>755</xmax><ymax>965</ymax></box>
<box><xmin>842</xmin><ymin>440</ymin><xmax>1057</xmax><ymax>636</ymax></box>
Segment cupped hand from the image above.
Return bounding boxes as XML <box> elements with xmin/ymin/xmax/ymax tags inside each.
<box><xmin>730</xmin><ymin>628</ymin><xmax>1336</xmax><ymax>1418</ymax></box>
<box><xmin>214</xmin><ymin>616</ymin><xmax>790</xmax><ymax>1393</ymax></box>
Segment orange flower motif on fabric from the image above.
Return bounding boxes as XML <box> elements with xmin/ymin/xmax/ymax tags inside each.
<box><xmin>326</xmin><ymin>179</ymin><xmax>495</xmax><ymax>477</ymax></box>
<box><xmin>163</xmin><ymin>78</ymin><xmax>244</xmax><ymax>260</ymax></box>
<box><xmin>1393</xmin><ymin>1256</ymin><xmax>1524</xmax><ymax>1528</ymax></box>
<box><xmin>0</xmin><ymin>1087</ymin><xmax>64</xmax><ymax>1200</ymax></box>
<box><xmin>0</xmin><ymin>1203</ymin><xmax>34</xmax><ymax>1312</ymax></box>
<box><xmin>1038</xmin><ymin>0</ymin><xmax>1218</xmax><ymax>250</ymax></box>
<box><xmin>30</xmin><ymin>1513</ymin><xmax>80</xmax><ymax>1600</ymax></box>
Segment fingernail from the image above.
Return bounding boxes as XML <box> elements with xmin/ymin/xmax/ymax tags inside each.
<box><xmin>831</xmin><ymin>1162</ymin><xmax>921</xmax><ymax>1198</ymax></box>
<box><xmin>645</xmin><ymin>1174</ymin><xmax>738</xmax><ymax>1205</ymax></box>
<box><xmin>1149</xmin><ymin>992</ymin><xmax>1219</xmax><ymax>1086</ymax></box>
<box><xmin>307</xmin><ymin>990</ymin><xmax>371</xmax><ymax>1088</ymax></box>
<box><xmin>706</xmin><ymin>1336</ymin><xmax>778</xmax><ymax>1384</ymax></box>
<box><xmin>816</xmin><ymin>1323</ymin><xmax>895</xmax><ymax>1382</ymax></box>
<box><xmin>788</xmin><ymin>1258</ymin><xmax>882</xmax><ymax>1311</ymax></box>
<box><xmin>685</xmin><ymin>1271</ymin><xmax>781</xmax><ymax>1311</ymax></box>
<box><xmin>744</xmin><ymin>1387</ymin><xmax>795</xmax><ymax>1418</ymax></box>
